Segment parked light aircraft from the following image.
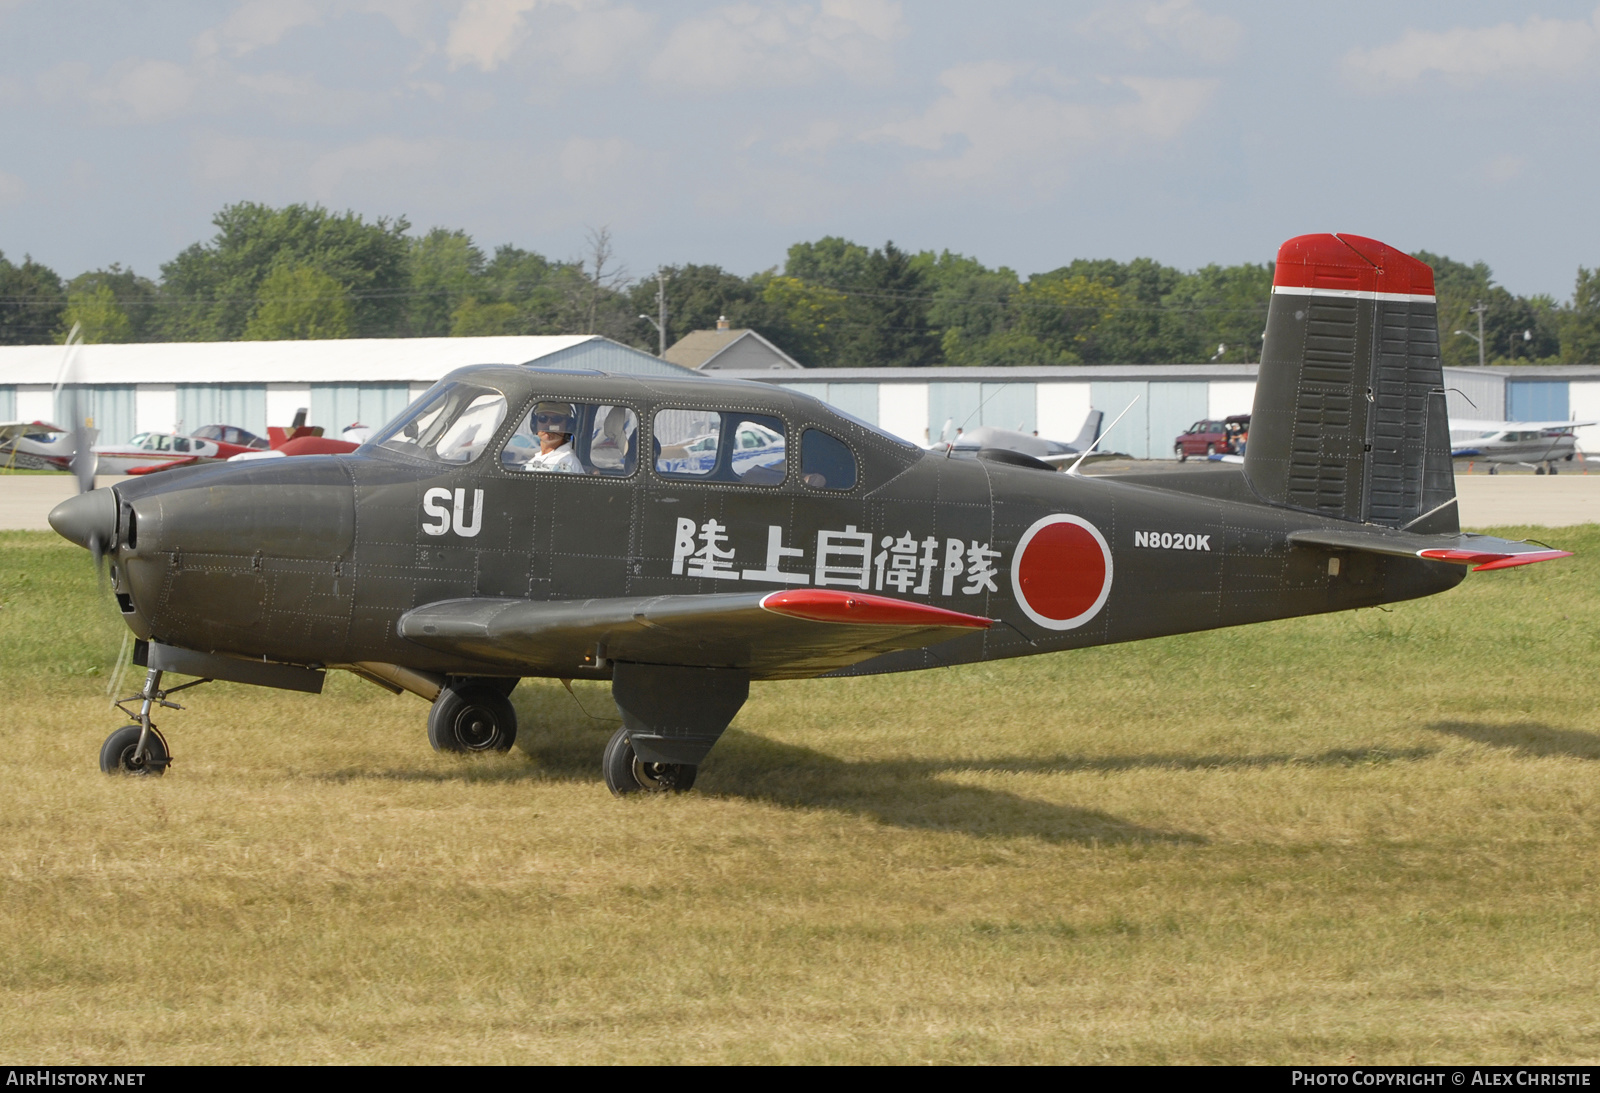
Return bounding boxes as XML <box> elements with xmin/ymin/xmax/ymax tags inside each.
<box><xmin>48</xmin><ymin>234</ymin><xmax>1572</xmax><ymax>796</ymax></box>
<box><xmin>1</xmin><ymin>421</ymin><xmax>91</xmax><ymax>471</ymax></box>
<box><xmin>1449</xmin><ymin>420</ymin><xmax>1591</xmax><ymax>474</ymax></box>
<box><xmin>943</xmin><ymin>411</ymin><xmax>1105</xmax><ymax>469</ymax></box>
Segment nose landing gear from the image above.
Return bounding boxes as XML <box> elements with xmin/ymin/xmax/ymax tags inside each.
<box><xmin>101</xmin><ymin>666</ymin><xmax>212</xmax><ymax>777</ymax></box>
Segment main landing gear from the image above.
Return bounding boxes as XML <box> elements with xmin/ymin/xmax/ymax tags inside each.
<box><xmin>602</xmin><ymin>663</ymin><xmax>749</xmax><ymax>797</ymax></box>
<box><xmin>101</xmin><ymin>666</ymin><xmax>209</xmax><ymax>776</ymax></box>
<box><xmin>427</xmin><ymin>677</ymin><xmax>519</xmax><ymax>753</ymax></box>
<box><xmin>603</xmin><ymin>726</ymin><xmax>697</xmax><ymax>794</ymax></box>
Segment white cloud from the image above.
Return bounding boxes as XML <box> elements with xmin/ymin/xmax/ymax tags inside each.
<box><xmin>1344</xmin><ymin>8</ymin><xmax>1600</xmax><ymax>88</ymax></box>
<box><xmin>1080</xmin><ymin>0</ymin><xmax>1242</xmax><ymax>64</ymax></box>
<box><xmin>443</xmin><ymin>0</ymin><xmax>652</xmax><ymax>76</ymax></box>
<box><xmin>869</xmin><ymin>62</ymin><xmax>1215</xmax><ymax>186</ymax></box>
<box><xmin>646</xmin><ymin>0</ymin><xmax>905</xmax><ymax>90</ymax></box>
<box><xmin>307</xmin><ymin>135</ymin><xmax>447</xmax><ymax>198</ymax></box>
<box><xmin>1483</xmin><ymin>155</ymin><xmax>1526</xmax><ymax>186</ymax></box>
<box><xmin>445</xmin><ymin>0</ymin><xmax>545</xmax><ymax>71</ymax></box>
<box><xmin>0</xmin><ymin>169</ymin><xmax>25</xmax><ymax>206</ymax></box>
<box><xmin>558</xmin><ymin>135</ymin><xmax>632</xmax><ymax>188</ymax></box>
<box><xmin>776</xmin><ymin>119</ymin><xmax>843</xmax><ymax>158</ymax></box>
<box><xmin>76</xmin><ymin>59</ymin><xmax>201</xmax><ymax>122</ymax></box>
<box><xmin>195</xmin><ymin>0</ymin><xmax>324</xmax><ymax>59</ymax></box>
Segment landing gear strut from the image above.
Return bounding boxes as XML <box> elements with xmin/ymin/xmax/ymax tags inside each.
<box><xmin>101</xmin><ymin>666</ymin><xmax>208</xmax><ymax>776</ymax></box>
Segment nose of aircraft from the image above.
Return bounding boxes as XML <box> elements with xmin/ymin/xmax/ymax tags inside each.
<box><xmin>48</xmin><ymin>487</ymin><xmax>116</xmax><ymax>552</ymax></box>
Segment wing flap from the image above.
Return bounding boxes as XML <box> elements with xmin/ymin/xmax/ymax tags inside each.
<box><xmin>399</xmin><ymin>589</ymin><xmax>993</xmax><ymax>679</ymax></box>
<box><xmin>1287</xmin><ymin>527</ymin><xmax>1572</xmax><ymax>571</ymax></box>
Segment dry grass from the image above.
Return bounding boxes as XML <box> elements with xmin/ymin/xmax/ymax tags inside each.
<box><xmin>2</xmin><ymin>527</ymin><xmax>1599</xmax><ymax>1064</ymax></box>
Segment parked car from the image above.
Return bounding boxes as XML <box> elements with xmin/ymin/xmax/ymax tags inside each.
<box><xmin>1175</xmin><ymin>414</ymin><xmax>1249</xmax><ymax>461</ymax></box>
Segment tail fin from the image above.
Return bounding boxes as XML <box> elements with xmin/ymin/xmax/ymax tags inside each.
<box><xmin>1070</xmin><ymin>409</ymin><xmax>1104</xmax><ymax>451</ymax></box>
<box><xmin>1243</xmin><ymin>234</ymin><xmax>1456</xmax><ymax>532</ymax></box>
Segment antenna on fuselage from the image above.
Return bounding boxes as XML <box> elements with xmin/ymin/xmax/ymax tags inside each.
<box><xmin>1065</xmin><ymin>395</ymin><xmax>1140</xmax><ymax>477</ymax></box>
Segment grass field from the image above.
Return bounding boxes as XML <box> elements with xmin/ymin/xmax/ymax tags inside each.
<box><xmin>2</xmin><ymin>527</ymin><xmax>1598</xmax><ymax>1064</ymax></box>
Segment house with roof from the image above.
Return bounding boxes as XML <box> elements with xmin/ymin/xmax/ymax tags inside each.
<box><xmin>663</xmin><ymin>317</ymin><xmax>804</xmax><ymax>372</ymax></box>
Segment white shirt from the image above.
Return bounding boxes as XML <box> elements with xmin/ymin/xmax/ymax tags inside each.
<box><xmin>526</xmin><ymin>441</ymin><xmax>584</xmax><ymax>473</ymax></box>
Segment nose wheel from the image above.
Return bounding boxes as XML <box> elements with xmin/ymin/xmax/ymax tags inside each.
<box><xmin>99</xmin><ymin>724</ymin><xmax>170</xmax><ymax>776</ymax></box>
<box><xmin>102</xmin><ymin>666</ymin><xmax>208</xmax><ymax>776</ymax></box>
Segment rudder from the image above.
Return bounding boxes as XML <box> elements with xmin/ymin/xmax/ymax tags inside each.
<box><xmin>1243</xmin><ymin>233</ymin><xmax>1456</xmax><ymax>532</ymax></box>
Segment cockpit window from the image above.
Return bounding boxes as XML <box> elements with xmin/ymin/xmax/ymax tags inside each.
<box><xmin>502</xmin><ymin>401</ymin><xmax>639</xmax><ymax>476</ymax></box>
<box><xmin>654</xmin><ymin>409</ymin><xmax>786</xmax><ymax>485</ymax></box>
<box><xmin>372</xmin><ymin>383</ymin><xmax>508</xmax><ymax>465</ymax></box>
<box><xmin>801</xmin><ymin>429</ymin><xmax>857</xmax><ymax>490</ymax></box>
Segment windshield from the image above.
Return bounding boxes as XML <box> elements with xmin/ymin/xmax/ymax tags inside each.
<box><xmin>372</xmin><ymin>383</ymin><xmax>508</xmax><ymax>464</ymax></box>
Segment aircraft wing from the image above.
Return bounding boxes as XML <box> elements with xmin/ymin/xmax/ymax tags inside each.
<box><xmin>126</xmin><ymin>456</ymin><xmax>202</xmax><ymax>475</ymax></box>
<box><xmin>1287</xmin><ymin>527</ymin><xmax>1571</xmax><ymax>571</ymax></box>
<box><xmin>1452</xmin><ymin>418</ymin><xmax>1598</xmax><ymax>432</ymax></box>
<box><xmin>398</xmin><ymin>589</ymin><xmax>993</xmax><ymax>679</ymax></box>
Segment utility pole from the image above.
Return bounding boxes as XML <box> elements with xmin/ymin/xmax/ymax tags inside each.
<box><xmin>639</xmin><ymin>271</ymin><xmax>669</xmax><ymax>357</ymax></box>
<box><xmin>1470</xmin><ymin>301</ymin><xmax>1487</xmax><ymax>368</ymax></box>
<box><xmin>656</xmin><ymin>272</ymin><xmax>667</xmax><ymax>358</ymax></box>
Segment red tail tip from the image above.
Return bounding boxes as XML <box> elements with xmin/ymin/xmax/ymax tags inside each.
<box><xmin>1273</xmin><ymin>233</ymin><xmax>1434</xmax><ymax>297</ymax></box>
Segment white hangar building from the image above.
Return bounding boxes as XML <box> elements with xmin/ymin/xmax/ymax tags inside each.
<box><xmin>2</xmin><ymin>334</ymin><xmax>1597</xmax><ymax>457</ymax></box>
<box><xmin>0</xmin><ymin>335</ymin><xmax>691</xmax><ymax>444</ymax></box>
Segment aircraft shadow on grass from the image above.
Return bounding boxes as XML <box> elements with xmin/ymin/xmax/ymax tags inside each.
<box><xmin>322</xmin><ymin>704</ymin><xmax>1441</xmax><ymax>845</ymax></box>
<box><xmin>1428</xmin><ymin>720</ymin><xmax>1600</xmax><ymax>760</ymax></box>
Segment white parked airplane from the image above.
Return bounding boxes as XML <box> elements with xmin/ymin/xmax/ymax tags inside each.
<box><xmin>1450</xmin><ymin>419</ymin><xmax>1594</xmax><ymax>474</ymax></box>
<box><xmin>942</xmin><ymin>410</ymin><xmax>1106</xmax><ymax>468</ymax></box>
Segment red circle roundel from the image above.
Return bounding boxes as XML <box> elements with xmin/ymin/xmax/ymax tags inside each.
<box><xmin>1010</xmin><ymin>514</ymin><xmax>1113</xmax><ymax>630</ymax></box>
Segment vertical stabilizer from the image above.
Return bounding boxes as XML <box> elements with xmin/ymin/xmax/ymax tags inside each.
<box><xmin>1070</xmin><ymin>409</ymin><xmax>1104</xmax><ymax>451</ymax></box>
<box><xmin>1244</xmin><ymin>234</ymin><xmax>1456</xmax><ymax>531</ymax></box>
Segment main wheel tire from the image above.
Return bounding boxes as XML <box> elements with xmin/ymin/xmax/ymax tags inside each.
<box><xmin>428</xmin><ymin>684</ymin><xmax>517</xmax><ymax>753</ymax></box>
<box><xmin>602</xmin><ymin>726</ymin><xmax>697</xmax><ymax>797</ymax></box>
<box><xmin>99</xmin><ymin>724</ymin><xmax>169</xmax><ymax>776</ymax></box>
<box><xmin>1488</xmin><ymin>465</ymin><xmax>1498</xmax><ymax>475</ymax></box>
<box><xmin>1175</xmin><ymin>444</ymin><xmax>1187</xmax><ymax>463</ymax></box>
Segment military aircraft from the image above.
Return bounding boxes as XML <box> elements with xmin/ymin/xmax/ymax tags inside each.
<box><xmin>48</xmin><ymin>233</ymin><xmax>1573</xmax><ymax>796</ymax></box>
<box><xmin>1449</xmin><ymin>419</ymin><xmax>1591</xmax><ymax>474</ymax></box>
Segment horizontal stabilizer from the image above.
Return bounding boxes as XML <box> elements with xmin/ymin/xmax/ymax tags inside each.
<box><xmin>399</xmin><ymin>589</ymin><xmax>992</xmax><ymax>679</ymax></box>
<box><xmin>1287</xmin><ymin>527</ymin><xmax>1571</xmax><ymax>571</ymax></box>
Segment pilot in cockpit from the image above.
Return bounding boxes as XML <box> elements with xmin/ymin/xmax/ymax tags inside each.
<box><xmin>525</xmin><ymin>402</ymin><xmax>585</xmax><ymax>473</ymax></box>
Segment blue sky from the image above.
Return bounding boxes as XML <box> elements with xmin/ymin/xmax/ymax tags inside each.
<box><xmin>2</xmin><ymin>1</ymin><xmax>1597</xmax><ymax>297</ymax></box>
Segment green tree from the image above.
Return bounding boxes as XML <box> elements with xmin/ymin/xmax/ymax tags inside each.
<box><xmin>756</xmin><ymin>274</ymin><xmax>850</xmax><ymax>367</ymax></box>
<box><xmin>912</xmin><ymin>250</ymin><xmax>1018</xmax><ymax>346</ymax></box>
<box><xmin>626</xmin><ymin>264</ymin><xmax>769</xmax><ymax>348</ymax></box>
<box><xmin>1012</xmin><ymin>273</ymin><xmax>1125</xmax><ymax>361</ymax></box>
<box><xmin>61</xmin><ymin>283</ymin><xmax>131</xmax><ymax>343</ymax></box>
<box><xmin>0</xmin><ymin>251</ymin><xmax>66</xmax><ymax>345</ymax></box>
<box><xmin>406</xmin><ymin>228</ymin><xmax>485</xmax><ymax>337</ymax></box>
<box><xmin>784</xmin><ymin>237</ymin><xmax>872</xmax><ymax>290</ymax></box>
<box><xmin>1562</xmin><ymin>267</ymin><xmax>1600</xmax><ymax>364</ymax></box>
<box><xmin>63</xmin><ymin>265</ymin><xmax>160</xmax><ymax>343</ymax></box>
<box><xmin>159</xmin><ymin>202</ymin><xmax>410</xmax><ymax>340</ymax></box>
<box><xmin>781</xmin><ymin>238</ymin><xmax>935</xmax><ymax>366</ymax></box>
<box><xmin>242</xmin><ymin>264</ymin><xmax>353</xmax><ymax>340</ymax></box>
<box><xmin>1161</xmin><ymin>263</ymin><xmax>1272</xmax><ymax>363</ymax></box>
<box><xmin>450</xmin><ymin>298</ymin><xmax>522</xmax><ymax>337</ymax></box>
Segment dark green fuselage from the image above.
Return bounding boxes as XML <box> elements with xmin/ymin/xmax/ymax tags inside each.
<box><xmin>105</xmin><ymin>367</ymin><xmax>1462</xmax><ymax>683</ymax></box>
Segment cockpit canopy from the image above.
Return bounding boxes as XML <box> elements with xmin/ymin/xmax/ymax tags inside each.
<box><xmin>364</xmin><ymin>370</ymin><xmax>902</xmax><ymax>492</ymax></box>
